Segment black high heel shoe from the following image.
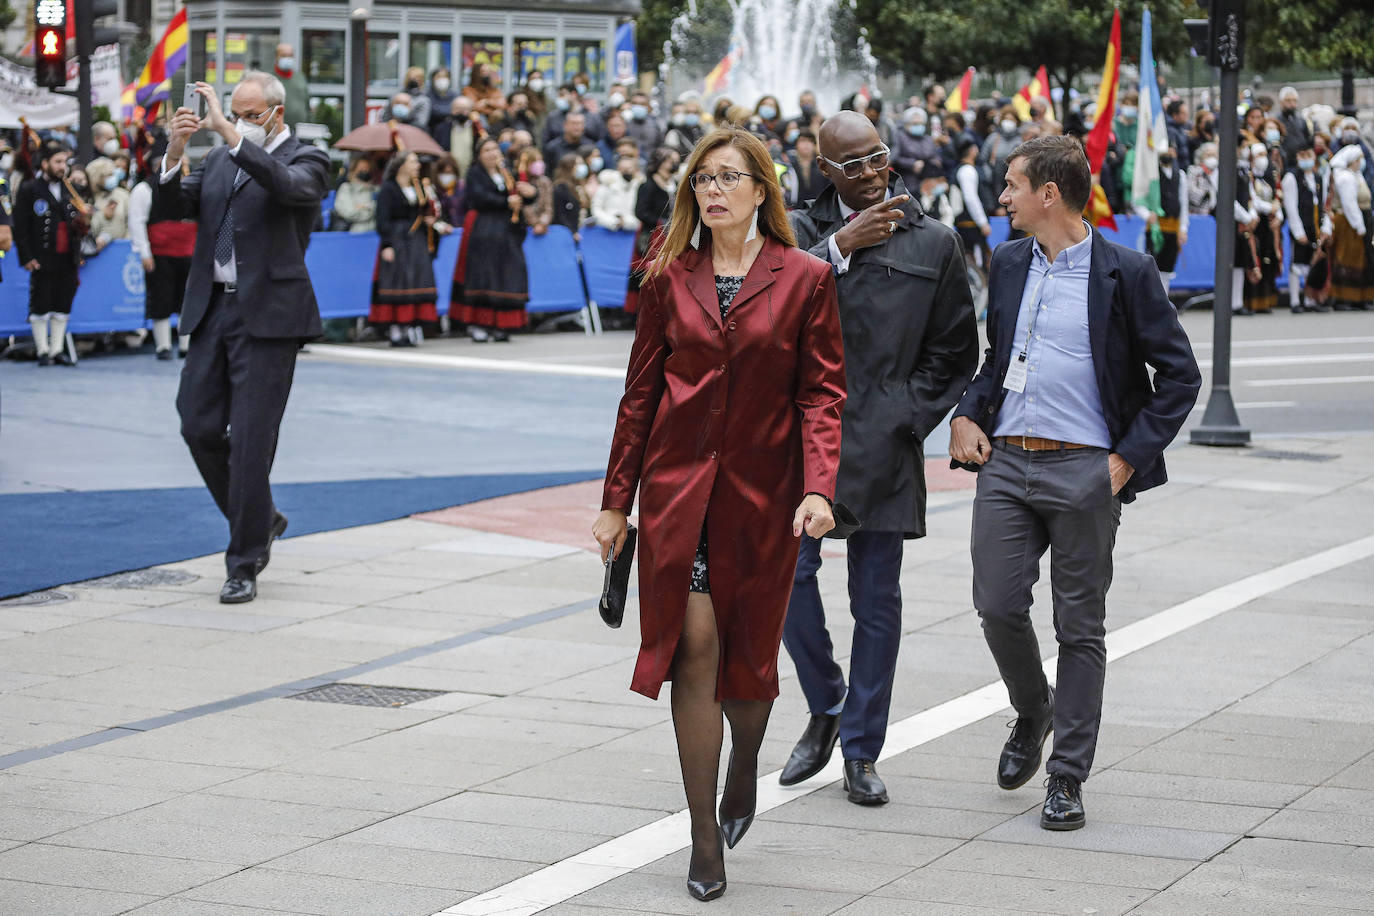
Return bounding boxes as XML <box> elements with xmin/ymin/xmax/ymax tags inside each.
<box><xmin>686</xmin><ymin>826</ymin><xmax>727</xmax><ymax>902</ymax></box>
<box><xmin>718</xmin><ymin>751</ymin><xmax>757</xmax><ymax>850</ymax></box>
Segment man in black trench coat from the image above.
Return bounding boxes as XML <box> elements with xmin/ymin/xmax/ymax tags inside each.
<box><xmin>779</xmin><ymin>111</ymin><xmax>979</xmax><ymax>804</ymax></box>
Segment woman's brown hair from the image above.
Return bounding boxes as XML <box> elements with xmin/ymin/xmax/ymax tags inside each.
<box><xmin>648</xmin><ymin>127</ymin><xmax>795</xmax><ymax>279</ymax></box>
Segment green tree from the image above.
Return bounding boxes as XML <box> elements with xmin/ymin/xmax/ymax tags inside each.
<box><xmin>0</xmin><ymin>0</ymin><xmax>16</xmax><ymax>36</ymax></box>
<box><xmin>1245</xmin><ymin>0</ymin><xmax>1374</xmax><ymax>75</ymax></box>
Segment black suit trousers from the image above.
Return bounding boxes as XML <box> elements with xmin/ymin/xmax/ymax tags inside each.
<box><xmin>176</xmin><ymin>290</ymin><xmax>298</xmax><ymax>578</ymax></box>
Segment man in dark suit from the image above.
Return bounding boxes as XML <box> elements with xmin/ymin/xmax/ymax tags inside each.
<box><xmin>780</xmin><ymin>111</ymin><xmax>980</xmax><ymax>805</ymax></box>
<box><xmin>949</xmin><ymin>135</ymin><xmax>1201</xmax><ymax>830</ymax></box>
<box><xmin>160</xmin><ymin>74</ymin><xmax>329</xmax><ymax>603</ymax></box>
<box><xmin>14</xmin><ymin>142</ymin><xmax>87</xmax><ymax>366</ymax></box>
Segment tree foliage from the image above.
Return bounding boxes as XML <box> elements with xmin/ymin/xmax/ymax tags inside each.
<box><xmin>1245</xmin><ymin>0</ymin><xmax>1374</xmax><ymax>75</ymax></box>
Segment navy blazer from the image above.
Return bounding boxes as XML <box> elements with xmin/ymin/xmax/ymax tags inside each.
<box><xmin>952</xmin><ymin>229</ymin><xmax>1201</xmax><ymax>503</ymax></box>
<box><xmin>160</xmin><ymin>135</ymin><xmax>330</xmax><ymax>340</ymax></box>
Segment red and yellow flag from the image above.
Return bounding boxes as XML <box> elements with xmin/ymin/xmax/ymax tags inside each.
<box><xmin>945</xmin><ymin>67</ymin><xmax>975</xmax><ymax>112</ymax></box>
<box><xmin>1012</xmin><ymin>66</ymin><xmax>1053</xmax><ymax>122</ymax></box>
<box><xmin>134</xmin><ymin>7</ymin><xmax>189</xmax><ymax>108</ymax></box>
<box><xmin>1083</xmin><ymin>8</ymin><xmax>1121</xmax><ymax>230</ymax></box>
<box><xmin>703</xmin><ymin>42</ymin><xmax>742</xmax><ymax>96</ymax></box>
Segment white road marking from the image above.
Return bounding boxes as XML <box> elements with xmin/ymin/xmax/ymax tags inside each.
<box><xmin>306</xmin><ymin>344</ymin><xmax>625</xmax><ymax>379</ymax></box>
<box><xmin>1197</xmin><ymin>353</ymin><xmax>1374</xmax><ymax>370</ymax></box>
<box><xmin>1191</xmin><ymin>336</ymin><xmax>1374</xmax><ymax>349</ymax></box>
<box><xmin>1247</xmin><ymin>375</ymin><xmax>1374</xmax><ymax>388</ymax></box>
<box><xmin>435</xmin><ymin>534</ymin><xmax>1374</xmax><ymax>916</ymax></box>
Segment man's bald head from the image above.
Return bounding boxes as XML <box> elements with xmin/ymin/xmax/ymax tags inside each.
<box><xmin>818</xmin><ymin>110</ymin><xmax>878</xmax><ymax>161</ymax></box>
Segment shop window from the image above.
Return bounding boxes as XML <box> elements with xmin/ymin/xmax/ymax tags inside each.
<box><xmin>193</xmin><ymin>29</ymin><xmax>214</xmax><ymax>83</ymax></box>
<box><xmin>303</xmin><ymin>29</ymin><xmax>345</xmax><ymax>84</ymax></box>
<box><xmin>462</xmin><ymin>36</ymin><xmax>504</xmax><ymax>86</ymax></box>
<box><xmin>515</xmin><ymin>38</ymin><xmax>555</xmax><ymax>85</ymax></box>
<box><xmin>562</xmin><ymin>39</ymin><xmax>605</xmax><ymax>92</ymax></box>
<box><xmin>409</xmin><ymin>34</ymin><xmax>452</xmax><ymax>78</ymax></box>
<box><xmin>368</xmin><ymin>32</ymin><xmax>401</xmax><ymax>87</ymax></box>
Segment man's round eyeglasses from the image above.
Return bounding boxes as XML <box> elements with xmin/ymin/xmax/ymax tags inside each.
<box><xmin>688</xmin><ymin>170</ymin><xmax>758</xmax><ymax>192</ymax></box>
<box><xmin>820</xmin><ymin>146</ymin><xmax>890</xmax><ymax>179</ymax></box>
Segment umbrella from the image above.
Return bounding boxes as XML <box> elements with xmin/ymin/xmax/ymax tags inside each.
<box><xmin>334</xmin><ymin>121</ymin><xmax>443</xmax><ymax>156</ymax></box>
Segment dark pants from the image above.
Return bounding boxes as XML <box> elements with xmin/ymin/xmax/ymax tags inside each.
<box><xmin>28</xmin><ymin>267</ymin><xmax>79</xmax><ymax>315</ymax></box>
<box><xmin>176</xmin><ymin>290</ymin><xmax>298</xmax><ymax>579</ymax></box>
<box><xmin>971</xmin><ymin>442</ymin><xmax>1121</xmax><ymax>783</ymax></box>
<box><xmin>782</xmin><ymin>530</ymin><xmax>905</xmax><ymax>761</ymax></box>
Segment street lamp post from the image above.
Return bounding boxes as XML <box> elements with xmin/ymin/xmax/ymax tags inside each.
<box><xmin>349</xmin><ymin>0</ymin><xmax>372</xmax><ymax>130</ymax></box>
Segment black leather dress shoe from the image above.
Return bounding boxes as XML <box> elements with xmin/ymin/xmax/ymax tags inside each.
<box><xmin>778</xmin><ymin>712</ymin><xmax>841</xmax><ymax>786</ymax></box>
<box><xmin>999</xmin><ymin>687</ymin><xmax>1054</xmax><ymax>790</ymax></box>
<box><xmin>219</xmin><ymin>576</ymin><xmax>257</xmax><ymax>604</ymax></box>
<box><xmin>255</xmin><ymin>512</ymin><xmax>289</xmax><ymax>574</ymax></box>
<box><xmin>842</xmin><ymin>758</ymin><xmax>888</xmax><ymax>805</ymax></box>
<box><xmin>1041</xmin><ymin>773</ymin><xmax>1085</xmax><ymax>830</ymax></box>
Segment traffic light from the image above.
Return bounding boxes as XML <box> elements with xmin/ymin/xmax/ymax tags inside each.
<box><xmin>75</xmin><ymin>0</ymin><xmax>120</xmax><ymax>59</ymax></box>
<box><xmin>34</xmin><ymin>0</ymin><xmax>67</xmax><ymax>89</ymax></box>
<box><xmin>1192</xmin><ymin>0</ymin><xmax>1246</xmax><ymax>72</ymax></box>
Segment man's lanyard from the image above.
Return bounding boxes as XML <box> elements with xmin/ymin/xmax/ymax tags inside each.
<box><xmin>1004</xmin><ymin>265</ymin><xmax>1052</xmax><ymax>394</ymax></box>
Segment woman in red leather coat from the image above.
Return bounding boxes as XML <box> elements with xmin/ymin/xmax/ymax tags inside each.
<box><xmin>593</xmin><ymin>127</ymin><xmax>846</xmax><ymax>902</ymax></box>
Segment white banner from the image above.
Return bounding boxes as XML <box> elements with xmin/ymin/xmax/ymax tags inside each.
<box><xmin>0</xmin><ymin>45</ymin><xmax>122</xmax><ymax>129</ymax></box>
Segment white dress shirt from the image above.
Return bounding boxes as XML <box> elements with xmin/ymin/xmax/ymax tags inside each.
<box><xmin>127</xmin><ymin>181</ymin><xmax>152</xmax><ymax>260</ymax></box>
<box><xmin>827</xmin><ymin>188</ymin><xmax>893</xmax><ymax>276</ymax></box>
<box><xmin>160</xmin><ymin>127</ymin><xmax>293</xmax><ymax>283</ymax></box>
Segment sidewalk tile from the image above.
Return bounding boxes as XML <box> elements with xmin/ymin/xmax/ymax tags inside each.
<box><xmin>0</xmin><ymin>879</ymin><xmax>155</xmax><ymax>915</ymax></box>
<box><xmin>182</xmin><ymin>868</ymin><xmax>462</xmax><ymax>915</ymax></box>
<box><xmin>868</xmin><ymin>868</ymin><xmax>1154</xmax><ymax>915</ymax></box>
<box><xmin>265</xmin><ymin>838</ymin><xmax>541</xmax><ymax>892</ymax></box>
<box><xmin>979</xmin><ymin>811</ymin><xmax>1235</xmax><ymax>860</ymax></box>
<box><xmin>0</xmin><ymin>844</ymin><xmax>239</xmax><ymax>895</ymax></box>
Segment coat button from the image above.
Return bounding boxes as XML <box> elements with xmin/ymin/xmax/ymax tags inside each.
<box><xmin>719</xmin><ymin>364</ymin><xmax>726</xmax><ymax>372</ymax></box>
<box><xmin>710</xmin><ymin>450</ymin><xmax>718</xmax><ymax>459</ymax></box>
<box><xmin>728</xmin><ymin>321</ymin><xmax>737</xmax><ymax>331</ymax></box>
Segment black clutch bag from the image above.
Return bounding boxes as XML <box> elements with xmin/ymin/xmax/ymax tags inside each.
<box><xmin>599</xmin><ymin>524</ymin><xmax>637</xmax><ymax>628</ymax></box>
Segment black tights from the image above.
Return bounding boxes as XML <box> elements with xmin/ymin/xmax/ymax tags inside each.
<box><xmin>670</xmin><ymin>592</ymin><xmax>773</xmax><ymax>882</ymax></box>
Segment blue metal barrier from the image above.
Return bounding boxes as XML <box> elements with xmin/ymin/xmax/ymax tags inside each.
<box><xmin>0</xmin><ymin>216</ymin><xmax>1283</xmax><ymax>337</ymax></box>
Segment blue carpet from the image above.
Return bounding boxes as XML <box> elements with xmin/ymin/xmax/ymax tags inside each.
<box><xmin>1</xmin><ymin>471</ymin><xmax>601</xmax><ymax>598</ymax></box>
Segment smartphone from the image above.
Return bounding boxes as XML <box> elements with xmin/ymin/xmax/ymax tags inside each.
<box><xmin>183</xmin><ymin>84</ymin><xmax>206</xmax><ymax>119</ymax></box>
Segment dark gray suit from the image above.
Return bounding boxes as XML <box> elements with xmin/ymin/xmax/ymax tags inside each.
<box><xmin>160</xmin><ymin>134</ymin><xmax>330</xmax><ymax>579</ymax></box>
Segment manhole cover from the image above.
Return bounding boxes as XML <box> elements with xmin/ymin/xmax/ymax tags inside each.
<box><xmin>1249</xmin><ymin>450</ymin><xmax>1338</xmax><ymax>463</ymax></box>
<box><xmin>288</xmin><ymin>684</ymin><xmax>449</xmax><ymax>707</ymax></box>
<box><xmin>0</xmin><ymin>590</ymin><xmax>74</xmax><ymax>607</ymax></box>
<box><xmin>79</xmin><ymin>569</ymin><xmax>200</xmax><ymax>588</ymax></box>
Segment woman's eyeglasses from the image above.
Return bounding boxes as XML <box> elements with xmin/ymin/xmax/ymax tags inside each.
<box><xmin>688</xmin><ymin>170</ymin><xmax>758</xmax><ymax>192</ymax></box>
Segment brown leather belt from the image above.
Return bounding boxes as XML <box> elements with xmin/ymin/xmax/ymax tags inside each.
<box><xmin>997</xmin><ymin>436</ymin><xmax>1089</xmax><ymax>451</ymax></box>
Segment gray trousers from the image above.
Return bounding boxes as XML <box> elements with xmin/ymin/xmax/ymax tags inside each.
<box><xmin>972</xmin><ymin>441</ymin><xmax>1121</xmax><ymax>783</ymax></box>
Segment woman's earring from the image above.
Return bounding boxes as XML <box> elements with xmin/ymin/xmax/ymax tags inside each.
<box><xmin>690</xmin><ymin>219</ymin><xmax>702</xmax><ymax>249</ymax></box>
<box><xmin>745</xmin><ymin>205</ymin><xmax>759</xmax><ymax>242</ymax></box>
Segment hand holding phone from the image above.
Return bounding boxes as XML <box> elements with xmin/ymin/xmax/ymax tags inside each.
<box><xmin>182</xmin><ymin>83</ymin><xmax>207</xmax><ymax>120</ymax></box>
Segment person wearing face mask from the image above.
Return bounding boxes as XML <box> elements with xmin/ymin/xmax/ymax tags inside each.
<box><xmin>1326</xmin><ymin>144</ymin><xmax>1374</xmax><ymax>311</ymax></box>
<box><xmin>665</xmin><ymin>99</ymin><xmax>705</xmax><ymax>159</ymax></box>
<box><xmin>624</xmin><ymin>91</ymin><xmax>664</xmax><ymax>154</ymax></box>
<box><xmin>625</xmin><ymin>146</ymin><xmax>678</xmax><ymax>313</ymax></box>
<box><xmin>272</xmin><ymin>43</ymin><xmax>308</xmax><ymax>133</ymax></box>
<box><xmin>543</xmin><ymin>110</ymin><xmax>589</xmax><ymax>177</ymax></box>
<box><xmin>1186</xmin><ymin>142</ymin><xmax>1220</xmax><ymax>215</ymax></box>
<box><xmin>892</xmin><ymin>108</ymin><xmax>940</xmax><ymax>193</ymax></box>
<box><xmin>786</xmin><ymin>129</ymin><xmax>831</xmax><ymax>207</ymax></box>
<box><xmin>551</xmin><ymin>152</ymin><xmax>591</xmax><ymax>238</ymax></box>
<box><xmin>752</xmin><ymin>95</ymin><xmax>783</xmax><ymax>142</ymax></box>
<box><xmin>332</xmin><ymin>157</ymin><xmax>378</xmax><ymax>233</ymax></box>
<box><xmin>427</xmin><ymin>68</ymin><xmax>456</xmax><ymax>132</ymax></box>
<box><xmin>93</xmin><ymin>121</ymin><xmax>122</xmax><ymax>160</ymax></box>
<box><xmin>597</xmin><ymin>111</ymin><xmax>630</xmax><ymax>168</ymax></box>
<box><xmin>128</xmin><ymin>155</ymin><xmax>194</xmax><ymax>359</ymax></box>
<box><xmin>452</xmin><ymin>136</ymin><xmax>534</xmax><ymax>342</ymax></box>
<box><xmin>1281</xmin><ymin>146</ymin><xmax>1327</xmax><ymax>313</ymax></box>
<box><xmin>84</xmin><ymin>157</ymin><xmax>130</xmax><ymax>252</ymax></box>
<box><xmin>383</xmin><ymin>90</ymin><xmax>425</xmax><ymax>128</ymax></box>
<box><xmin>917</xmin><ymin>173</ymin><xmax>956</xmax><ymax>227</ymax></box>
<box><xmin>1188</xmin><ymin>110</ymin><xmax>1216</xmax><ymax>163</ymax></box>
<box><xmin>1275</xmin><ymin>87</ymin><xmax>1313</xmax><ymax>169</ymax></box>
<box><xmin>1135</xmin><ymin>145</ymin><xmax>1189</xmax><ymax>294</ymax></box>
<box><xmin>497</xmin><ymin>91</ymin><xmax>537</xmax><ymax>136</ymax></box>
<box><xmin>1333</xmin><ymin>117</ymin><xmax>1374</xmax><ymax>187</ymax></box>
<box><xmin>370</xmin><ymin>151</ymin><xmax>450</xmax><ymax>347</ymax></box>
<box><xmin>157</xmin><ymin>73</ymin><xmax>330</xmax><ymax>604</ymax></box>
<box><xmin>591</xmin><ymin>148</ymin><xmax>644</xmax><ymax>232</ymax></box>
<box><xmin>512</xmin><ymin>146</ymin><xmax>551</xmax><ymax>235</ymax></box>
<box><xmin>1239</xmin><ymin>142</ymin><xmax>1283</xmax><ymax>314</ymax></box>
<box><xmin>14</xmin><ymin>142</ymin><xmax>89</xmax><ymax>366</ymax></box>
<box><xmin>979</xmin><ymin>105</ymin><xmax>1023</xmax><ymax>207</ymax></box>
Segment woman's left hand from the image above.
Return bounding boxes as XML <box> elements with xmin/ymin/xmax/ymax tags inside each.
<box><xmin>792</xmin><ymin>493</ymin><xmax>834</xmax><ymax>538</ymax></box>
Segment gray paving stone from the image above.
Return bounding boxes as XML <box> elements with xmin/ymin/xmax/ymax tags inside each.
<box><xmin>568</xmin><ymin>869</ymin><xmax>860</xmax><ymax>915</ymax></box>
<box><xmin>1149</xmin><ymin>727</ymin><xmax>1372</xmax><ymax>764</ymax></box>
<box><xmin>44</xmin><ymin>810</ymin><xmax>319</xmax><ymax>865</ymax></box>
<box><xmin>1157</xmin><ymin>840</ymin><xmax>1374</xmax><ymax>912</ymax></box>
<box><xmin>202</xmin><ymin>770</ymin><xmax>455</xmax><ymax>814</ymax></box>
<box><xmin>0</xmin><ymin>805</ymin><xmax>110</xmax><ymax>842</ymax></box>
<box><xmin>276</xmin><ymin>748</ymin><xmax>518</xmax><ymax>789</ymax></box>
<box><xmin>1129</xmin><ymin>891</ymin><xmax>1361</xmax><ymax>915</ymax></box>
<box><xmin>345</xmin><ymin>814</ymin><xmax>604</xmax><ymax>863</ymax></box>
<box><xmin>868</xmin><ymin>867</ymin><xmax>1154</xmax><ymax>915</ymax></box>
<box><xmin>1085</xmin><ymin>768</ymin><xmax>1311</xmax><ymax>808</ymax></box>
<box><xmin>763</xmin><ymin>792</ymin><xmax>1010</xmax><ymax>840</ymax></box>
<box><xmin>476</xmin><ymin>764</ymin><xmax>690</xmax><ymax>812</ymax></box>
<box><xmin>459</xmin><ymin>694</ymin><xmax>669</xmax><ymax>730</ymax></box>
<box><xmin>411</xmin><ymin>792</ymin><xmax>665</xmax><ymax>836</ymax></box>
<box><xmin>125</xmin><ymin>897</ymin><xmax>317</xmax><ymax>915</ymax></box>
<box><xmin>114</xmin><ymin>606</ymin><xmax>302</xmax><ymax>632</ymax></box>
<box><xmin>135</xmin><ymin>792</ymin><xmax>384</xmax><ymax>839</ymax></box>
<box><xmin>1084</xmin><ymin>792</ymin><xmax>1276</xmax><ymax>834</ymax></box>
<box><xmin>264</xmin><ymin>838</ymin><xmax>543</xmax><ymax>893</ymax></box>
<box><xmin>9</xmin><ymin>752</ymin><xmax>254</xmax><ymax>792</ymax></box>
<box><xmin>0</xmin><ymin>878</ymin><xmax>156</xmax><ymax>914</ymax></box>
<box><xmin>1109</xmin><ymin>745</ymin><xmax>1346</xmax><ymax>784</ymax></box>
<box><xmin>713</xmin><ymin>819</ymin><xmax>961</xmax><ymax>868</ymax></box>
<box><xmin>1250</xmin><ymin>806</ymin><xmax>1374</xmax><ymax>846</ymax></box>
<box><xmin>1330</xmin><ymin>754</ymin><xmax>1374</xmax><ymax>790</ymax></box>
<box><xmin>979</xmin><ymin>810</ymin><xmax>1236</xmax><ymax>860</ymax></box>
<box><xmin>832</xmin><ymin>899</ymin><xmax>1056</xmax><ymax>916</ymax></box>
<box><xmin>932</xmin><ymin>839</ymin><xmax>1196</xmax><ymax>890</ymax></box>
<box><xmin>406</xmin><ymin>713</ymin><xmax>634</xmax><ymax>749</ymax></box>
<box><xmin>182</xmin><ymin>867</ymin><xmax>462</xmax><ymax>916</ymax></box>
<box><xmin>0</xmin><ymin>843</ymin><xmax>240</xmax><ymax>895</ymax></box>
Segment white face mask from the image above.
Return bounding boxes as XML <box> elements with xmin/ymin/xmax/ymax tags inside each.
<box><xmin>234</xmin><ymin>106</ymin><xmax>277</xmax><ymax>147</ymax></box>
<box><xmin>434</xmin><ymin>78</ymin><xmax>451</xmax><ymax>93</ymax></box>
<box><xmin>573</xmin><ymin>163</ymin><xmax>589</xmax><ymax>180</ymax></box>
<box><xmin>528</xmin><ymin>78</ymin><xmax>544</xmax><ymax>93</ymax></box>
<box><xmin>1203</xmin><ymin>156</ymin><xmax>1219</xmax><ymax>170</ymax></box>
<box><xmin>608</xmin><ymin>92</ymin><xmax>625</xmax><ymax>108</ymax></box>
<box><xmin>0</xmin><ymin>153</ymin><xmax>12</xmax><ymax>171</ymax></box>
<box><xmin>103</xmin><ymin>175</ymin><xmax>119</xmax><ymax>191</ymax></box>
<box><xmin>1000</xmin><ymin>119</ymin><xmax>1017</xmax><ymax>134</ymax></box>
<box><xmin>437</xmin><ymin>172</ymin><xmax>457</xmax><ymax>188</ymax></box>
<box><xmin>101</xmin><ymin>139</ymin><xmax>119</xmax><ymax>156</ymax></box>
<box><xmin>277</xmin><ymin>56</ymin><xmax>296</xmax><ymax>72</ymax></box>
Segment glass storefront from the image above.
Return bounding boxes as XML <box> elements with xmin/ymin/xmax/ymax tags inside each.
<box><xmin>562</xmin><ymin>39</ymin><xmax>606</xmax><ymax>91</ymax></box>
<box><xmin>303</xmin><ymin>29</ymin><xmax>346</xmax><ymax>84</ymax></box>
<box><xmin>409</xmin><ymin>34</ymin><xmax>452</xmax><ymax>77</ymax></box>
<box><xmin>515</xmin><ymin>38</ymin><xmax>556</xmax><ymax>85</ymax></box>
<box><xmin>368</xmin><ymin>32</ymin><xmax>401</xmax><ymax>88</ymax></box>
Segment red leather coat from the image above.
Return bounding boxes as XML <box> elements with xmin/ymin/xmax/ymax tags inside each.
<box><xmin>602</xmin><ymin>236</ymin><xmax>846</xmax><ymax>701</ymax></box>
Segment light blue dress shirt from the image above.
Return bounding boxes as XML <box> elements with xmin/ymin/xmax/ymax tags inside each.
<box><xmin>993</xmin><ymin>224</ymin><xmax>1112</xmax><ymax>448</ymax></box>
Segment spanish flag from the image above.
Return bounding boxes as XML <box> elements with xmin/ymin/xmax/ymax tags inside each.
<box><xmin>1012</xmin><ymin>66</ymin><xmax>1053</xmax><ymax>122</ymax></box>
<box><xmin>133</xmin><ymin>6</ymin><xmax>189</xmax><ymax>108</ymax></box>
<box><xmin>703</xmin><ymin>42</ymin><xmax>742</xmax><ymax>95</ymax></box>
<box><xmin>1083</xmin><ymin>8</ymin><xmax>1121</xmax><ymax>231</ymax></box>
<box><xmin>945</xmin><ymin>67</ymin><xmax>975</xmax><ymax>112</ymax></box>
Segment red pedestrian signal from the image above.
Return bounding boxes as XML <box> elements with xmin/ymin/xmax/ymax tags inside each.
<box><xmin>34</xmin><ymin>0</ymin><xmax>68</xmax><ymax>89</ymax></box>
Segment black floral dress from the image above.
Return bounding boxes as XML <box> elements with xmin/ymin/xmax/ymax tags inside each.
<box><xmin>689</xmin><ymin>274</ymin><xmax>747</xmax><ymax>594</ymax></box>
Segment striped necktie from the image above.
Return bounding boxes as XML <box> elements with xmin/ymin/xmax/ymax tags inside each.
<box><xmin>214</xmin><ymin>168</ymin><xmax>249</xmax><ymax>266</ymax></box>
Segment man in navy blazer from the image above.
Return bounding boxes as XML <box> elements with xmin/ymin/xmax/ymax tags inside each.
<box><xmin>949</xmin><ymin>136</ymin><xmax>1200</xmax><ymax>831</ymax></box>
<box><xmin>160</xmin><ymin>74</ymin><xmax>329</xmax><ymax>604</ymax></box>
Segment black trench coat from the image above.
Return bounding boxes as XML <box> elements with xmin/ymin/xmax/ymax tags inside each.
<box><xmin>789</xmin><ymin>175</ymin><xmax>979</xmax><ymax>537</ymax></box>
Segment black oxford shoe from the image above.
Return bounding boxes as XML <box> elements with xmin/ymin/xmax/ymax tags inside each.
<box><xmin>1040</xmin><ymin>773</ymin><xmax>1085</xmax><ymax>831</ymax></box>
<box><xmin>255</xmin><ymin>512</ymin><xmax>289</xmax><ymax>574</ymax></box>
<box><xmin>998</xmin><ymin>687</ymin><xmax>1054</xmax><ymax>790</ymax></box>
<box><xmin>219</xmin><ymin>576</ymin><xmax>257</xmax><ymax>604</ymax></box>
<box><xmin>779</xmin><ymin>712</ymin><xmax>841</xmax><ymax>786</ymax></box>
<box><xmin>842</xmin><ymin>758</ymin><xmax>888</xmax><ymax>805</ymax></box>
